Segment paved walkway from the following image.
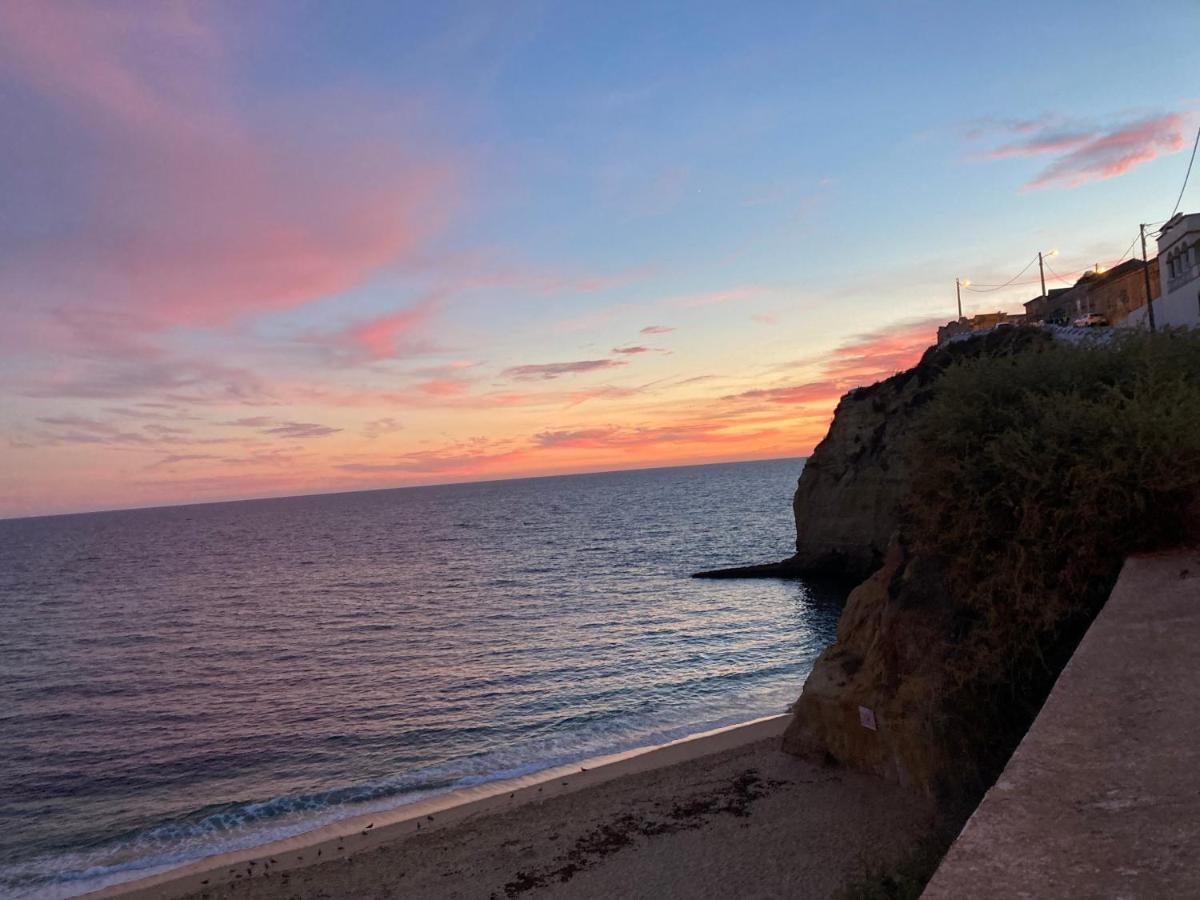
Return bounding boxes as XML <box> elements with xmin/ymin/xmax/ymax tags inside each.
<box><xmin>923</xmin><ymin>549</ymin><xmax>1200</xmax><ymax>899</ymax></box>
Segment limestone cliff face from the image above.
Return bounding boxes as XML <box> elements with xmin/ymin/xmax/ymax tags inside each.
<box><xmin>788</xmin><ymin>374</ymin><xmax>919</xmax><ymax>582</ymax></box>
<box><xmin>787</xmin><ymin>336</ymin><xmax>971</xmax><ymax>582</ymax></box>
<box><xmin>781</xmin><ymin>539</ymin><xmax>955</xmax><ymax>794</ymax></box>
<box><xmin>782</xmin><ymin>328</ymin><xmax>1053</xmax><ymax>795</ymax></box>
<box><xmin>788</xmin><ymin>329</ymin><xmax>1052</xmax><ymax>583</ymax></box>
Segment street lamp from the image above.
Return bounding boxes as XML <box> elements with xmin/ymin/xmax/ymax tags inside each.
<box><xmin>1038</xmin><ymin>249</ymin><xmax>1059</xmax><ymax>298</ymax></box>
<box><xmin>955</xmin><ymin>278</ymin><xmax>970</xmax><ymax>319</ymax></box>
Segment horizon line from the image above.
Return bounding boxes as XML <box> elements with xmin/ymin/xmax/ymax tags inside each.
<box><xmin>0</xmin><ymin>454</ymin><xmax>808</xmax><ymax>524</ymax></box>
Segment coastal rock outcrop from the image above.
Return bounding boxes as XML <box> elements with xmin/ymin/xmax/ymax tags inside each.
<box><xmin>780</xmin><ymin>328</ymin><xmax>1058</xmax><ymax>795</ymax></box>
<box><xmin>785</xmin><ymin>372</ymin><xmax>917</xmax><ymax>582</ymax></box>
<box><xmin>786</xmin><ymin>328</ymin><xmax>1051</xmax><ymax>583</ymax></box>
<box><xmin>781</xmin><ymin>538</ymin><xmax>955</xmax><ymax>793</ymax></box>
<box><xmin>695</xmin><ymin>333</ymin><xmax>1036</xmax><ymax>582</ymax></box>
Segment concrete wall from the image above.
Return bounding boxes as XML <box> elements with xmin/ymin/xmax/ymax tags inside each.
<box><xmin>922</xmin><ymin>550</ymin><xmax>1200</xmax><ymax>898</ymax></box>
<box><xmin>1123</xmin><ymin>288</ymin><xmax>1200</xmax><ymax>330</ymax></box>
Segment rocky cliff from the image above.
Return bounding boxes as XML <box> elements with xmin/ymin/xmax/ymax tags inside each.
<box><xmin>780</xmin><ymin>328</ymin><xmax>1059</xmax><ymax>796</ymax></box>
<box><xmin>780</xmin><ymin>538</ymin><xmax>958</xmax><ymax>793</ymax></box>
<box><xmin>694</xmin><ymin>334</ymin><xmax>1024</xmax><ymax>582</ymax></box>
<box><xmin>784</xmin><ymin>367</ymin><xmax>920</xmax><ymax>582</ymax></box>
<box><xmin>788</xmin><ymin>328</ymin><xmax>1050</xmax><ymax>582</ymax></box>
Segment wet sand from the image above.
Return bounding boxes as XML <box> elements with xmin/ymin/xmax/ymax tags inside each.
<box><xmin>97</xmin><ymin>716</ymin><xmax>935</xmax><ymax>900</ymax></box>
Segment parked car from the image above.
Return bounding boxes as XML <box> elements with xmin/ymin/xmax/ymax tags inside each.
<box><xmin>1073</xmin><ymin>313</ymin><xmax>1109</xmax><ymax>327</ymax></box>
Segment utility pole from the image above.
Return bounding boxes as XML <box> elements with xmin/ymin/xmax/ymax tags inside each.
<box><xmin>1141</xmin><ymin>224</ymin><xmax>1157</xmax><ymax>333</ymax></box>
<box><xmin>955</xmin><ymin>278</ymin><xmax>963</xmax><ymax>320</ymax></box>
<box><xmin>1038</xmin><ymin>251</ymin><xmax>1047</xmax><ymax>299</ymax></box>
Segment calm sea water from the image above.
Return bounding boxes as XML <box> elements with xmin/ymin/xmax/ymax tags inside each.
<box><xmin>0</xmin><ymin>459</ymin><xmax>842</xmax><ymax>898</ymax></box>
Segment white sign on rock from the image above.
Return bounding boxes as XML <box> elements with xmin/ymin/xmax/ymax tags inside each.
<box><xmin>858</xmin><ymin>705</ymin><xmax>877</xmax><ymax>731</ymax></box>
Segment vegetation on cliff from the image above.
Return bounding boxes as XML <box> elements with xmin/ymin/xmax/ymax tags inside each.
<box><xmin>784</xmin><ymin>328</ymin><xmax>1053</xmax><ymax>582</ymax></box>
<box><xmin>905</xmin><ymin>329</ymin><xmax>1200</xmax><ymax>790</ymax></box>
<box><xmin>808</xmin><ymin>328</ymin><xmax>1200</xmax><ymax>899</ymax></box>
<box><xmin>785</xmin><ymin>328</ymin><xmax>1200</xmax><ymax>800</ymax></box>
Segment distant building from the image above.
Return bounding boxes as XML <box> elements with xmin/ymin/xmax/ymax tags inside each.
<box><xmin>1085</xmin><ymin>258</ymin><xmax>1160</xmax><ymax>324</ymax></box>
<box><xmin>1024</xmin><ymin>259</ymin><xmax>1160</xmax><ymax>327</ymax></box>
<box><xmin>1123</xmin><ymin>212</ymin><xmax>1200</xmax><ymax>329</ymax></box>
<box><xmin>1023</xmin><ymin>288</ymin><xmax>1072</xmax><ymax>324</ymax></box>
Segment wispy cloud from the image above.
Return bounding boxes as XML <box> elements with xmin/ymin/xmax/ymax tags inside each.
<box><xmin>263</xmin><ymin>422</ymin><xmax>340</xmax><ymax>439</ymax></box>
<box><xmin>970</xmin><ymin>112</ymin><xmax>1188</xmax><ymax>191</ymax></box>
<box><xmin>341</xmin><ymin>297</ymin><xmax>444</xmax><ymax>361</ymax></box>
<box><xmin>723</xmin><ymin>381</ymin><xmax>840</xmax><ymax>405</ymax></box>
<box><xmin>363</xmin><ymin>417</ymin><xmax>403</xmax><ymax>439</ymax></box>
<box><xmin>640</xmin><ymin>325</ymin><xmax>675</xmax><ymax>335</ymax></box>
<box><xmin>501</xmin><ymin>359</ymin><xmax>627</xmax><ymax>381</ymax></box>
<box><xmin>225</xmin><ymin>417</ymin><xmax>340</xmax><ymax>439</ymax></box>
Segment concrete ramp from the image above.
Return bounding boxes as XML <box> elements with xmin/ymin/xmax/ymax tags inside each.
<box><xmin>923</xmin><ymin>550</ymin><xmax>1200</xmax><ymax>899</ymax></box>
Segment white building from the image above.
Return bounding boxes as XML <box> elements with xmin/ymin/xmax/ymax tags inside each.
<box><xmin>1124</xmin><ymin>212</ymin><xmax>1200</xmax><ymax>329</ymax></box>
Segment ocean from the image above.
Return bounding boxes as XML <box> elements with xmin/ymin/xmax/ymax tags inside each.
<box><xmin>0</xmin><ymin>458</ymin><xmax>843</xmax><ymax>899</ymax></box>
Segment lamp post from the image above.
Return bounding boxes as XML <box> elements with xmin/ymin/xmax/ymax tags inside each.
<box><xmin>1140</xmin><ymin>224</ymin><xmax>1157</xmax><ymax>333</ymax></box>
<box><xmin>1037</xmin><ymin>248</ymin><xmax>1058</xmax><ymax>299</ymax></box>
<box><xmin>955</xmin><ymin>278</ymin><xmax>969</xmax><ymax>320</ymax></box>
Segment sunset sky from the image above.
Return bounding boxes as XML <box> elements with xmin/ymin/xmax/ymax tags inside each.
<box><xmin>2</xmin><ymin>0</ymin><xmax>1198</xmax><ymax>517</ymax></box>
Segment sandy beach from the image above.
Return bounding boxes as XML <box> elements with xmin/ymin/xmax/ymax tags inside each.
<box><xmin>97</xmin><ymin>716</ymin><xmax>935</xmax><ymax>900</ymax></box>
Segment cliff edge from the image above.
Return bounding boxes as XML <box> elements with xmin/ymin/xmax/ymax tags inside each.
<box><xmin>791</xmin><ymin>328</ymin><xmax>1049</xmax><ymax>582</ymax></box>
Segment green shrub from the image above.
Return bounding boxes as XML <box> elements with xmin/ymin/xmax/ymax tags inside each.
<box><xmin>904</xmin><ymin>329</ymin><xmax>1200</xmax><ymax>791</ymax></box>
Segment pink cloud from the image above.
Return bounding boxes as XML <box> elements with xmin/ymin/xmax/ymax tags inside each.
<box><xmin>0</xmin><ymin>2</ymin><xmax>457</xmax><ymax>326</ymax></box>
<box><xmin>823</xmin><ymin>317</ymin><xmax>940</xmax><ymax>382</ymax></box>
<box><xmin>724</xmin><ymin>381</ymin><xmax>841</xmax><ymax>405</ymax></box>
<box><xmin>640</xmin><ymin>325</ymin><xmax>675</xmax><ymax>335</ymax></box>
<box><xmin>345</xmin><ymin>297</ymin><xmax>444</xmax><ymax>360</ymax></box>
<box><xmin>722</xmin><ymin>317</ymin><xmax>940</xmax><ymax>416</ymax></box>
<box><xmin>418</xmin><ymin>378</ymin><xmax>473</xmax><ymax>397</ymax></box>
<box><xmin>611</xmin><ymin>346</ymin><xmax>655</xmax><ymax>355</ymax></box>
<box><xmin>974</xmin><ymin>112</ymin><xmax>1187</xmax><ymax>191</ymax></box>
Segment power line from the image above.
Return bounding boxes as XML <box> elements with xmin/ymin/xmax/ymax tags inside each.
<box><xmin>1166</xmin><ymin>125</ymin><xmax>1200</xmax><ymax>223</ymax></box>
<box><xmin>1044</xmin><ymin>261</ymin><xmax>1077</xmax><ymax>284</ymax></box>
<box><xmin>1112</xmin><ymin>231</ymin><xmax>1141</xmax><ymax>265</ymax></box>
<box><xmin>962</xmin><ymin>255</ymin><xmax>1039</xmax><ymax>292</ymax></box>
